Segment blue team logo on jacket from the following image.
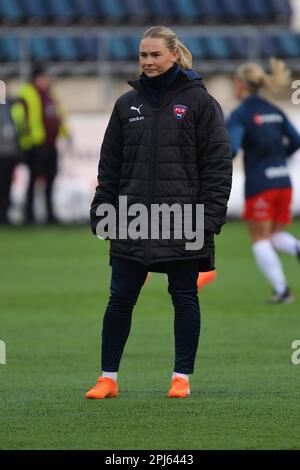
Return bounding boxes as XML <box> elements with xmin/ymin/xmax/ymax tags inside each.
<box><xmin>173</xmin><ymin>104</ymin><xmax>188</xmax><ymax>120</ymax></box>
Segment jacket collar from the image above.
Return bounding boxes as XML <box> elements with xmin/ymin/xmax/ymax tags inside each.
<box><xmin>128</xmin><ymin>67</ymin><xmax>206</xmax><ymax>109</ymax></box>
<box><xmin>139</xmin><ymin>63</ymin><xmax>180</xmax><ymax>91</ymax></box>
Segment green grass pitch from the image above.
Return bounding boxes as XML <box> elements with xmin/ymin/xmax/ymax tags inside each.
<box><xmin>0</xmin><ymin>221</ymin><xmax>300</xmax><ymax>450</ymax></box>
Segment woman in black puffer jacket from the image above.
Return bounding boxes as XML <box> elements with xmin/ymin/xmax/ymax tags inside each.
<box><xmin>86</xmin><ymin>26</ymin><xmax>232</xmax><ymax>400</ymax></box>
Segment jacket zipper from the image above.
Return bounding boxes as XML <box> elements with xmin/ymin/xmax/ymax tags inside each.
<box><xmin>145</xmin><ymin>108</ymin><xmax>160</xmax><ymax>264</ymax></box>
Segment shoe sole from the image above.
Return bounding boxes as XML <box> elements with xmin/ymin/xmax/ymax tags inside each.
<box><xmin>267</xmin><ymin>297</ymin><xmax>294</xmax><ymax>305</ymax></box>
<box><xmin>168</xmin><ymin>388</ymin><xmax>190</xmax><ymax>398</ymax></box>
<box><xmin>168</xmin><ymin>395</ymin><xmax>190</xmax><ymax>398</ymax></box>
<box><xmin>283</xmin><ymin>297</ymin><xmax>294</xmax><ymax>304</ymax></box>
<box><xmin>168</xmin><ymin>394</ymin><xmax>190</xmax><ymax>398</ymax></box>
<box><xmin>85</xmin><ymin>394</ymin><xmax>117</xmax><ymax>399</ymax></box>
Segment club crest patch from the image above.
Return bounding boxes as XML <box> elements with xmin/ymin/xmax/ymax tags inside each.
<box><xmin>173</xmin><ymin>104</ymin><xmax>188</xmax><ymax>120</ymax></box>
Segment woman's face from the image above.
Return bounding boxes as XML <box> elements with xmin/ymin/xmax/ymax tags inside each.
<box><xmin>234</xmin><ymin>75</ymin><xmax>248</xmax><ymax>100</ymax></box>
<box><xmin>139</xmin><ymin>37</ymin><xmax>178</xmax><ymax>78</ymax></box>
<box><xmin>34</xmin><ymin>73</ymin><xmax>51</xmax><ymax>92</ymax></box>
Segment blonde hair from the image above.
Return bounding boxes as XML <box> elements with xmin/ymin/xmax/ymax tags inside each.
<box><xmin>236</xmin><ymin>58</ymin><xmax>291</xmax><ymax>95</ymax></box>
<box><xmin>142</xmin><ymin>26</ymin><xmax>192</xmax><ymax>70</ymax></box>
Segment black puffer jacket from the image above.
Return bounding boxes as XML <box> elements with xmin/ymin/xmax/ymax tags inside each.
<box><xmin>91</xmin><ymin>69</ymin><xmax>232</xmax><ymax>272</ymax></box>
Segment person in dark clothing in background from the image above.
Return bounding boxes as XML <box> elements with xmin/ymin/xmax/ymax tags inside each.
<box><xmin>226</xmin><ymin>59</ymin><xmax>300</xmax><ymax>304</ymax></box>
<box><xmin>0</xmin><ymin>97</ymin><xmax>23</xmax><ymax>225</ymax></box>
<box><xmin>13</xmin><ymin>65</ymin><xmax>69</xmax><ymax>224</ymax></box>
<box><xmin>85</xmin><ymin>26</ymin><xmax>232</xmax><ymax>400</ymax></box>
<box><xmin>0</xmin><ymin>156</ymin><xmax>15</xmax><ymax>225</ymax></box>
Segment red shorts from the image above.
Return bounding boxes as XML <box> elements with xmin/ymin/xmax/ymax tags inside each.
<box><xmin>243</xmin><ymin>188</ymin><xmax>292</xmax><ymax>224</ymax></box>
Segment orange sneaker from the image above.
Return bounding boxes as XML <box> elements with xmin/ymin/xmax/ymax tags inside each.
<box><xmin>197</xmin><ymin>270</ymin><xmax>217</xmax><ymax>290</ymax></box>
<box><xmin>85</xmin><ymin>377</ymin><xmax>118</xmax><ymax>399</ymax></box>
<box><xmin>168</xmin><ymin>377</ymin><xmax>190</xmax><ymax>398</ymax></box>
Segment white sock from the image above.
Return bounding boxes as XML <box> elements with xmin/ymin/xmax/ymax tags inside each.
<box><xmin>102</xmin><ymin>372</ymin><xmax>118</xmax><ymax>381</ymax></box>
<box><xmin>252</xmin><ymin>239</ymin><xmax>287</xmax><ymax>295</ymax></box>
<box><xmin>173</xmin><ymin>372</ymin><xmax>189</xmax><ymax>381</ymax></box>
<box><xmin>271</xmin><ymin>231</ymin><xmax>299</xmax><ymax>256</ymax></box>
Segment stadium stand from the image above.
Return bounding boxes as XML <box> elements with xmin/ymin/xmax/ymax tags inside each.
<box><xmin>171</xmin><ymin>0</ymin><xmax>200</xmax><ymax>24</ymax></box>
<box><xmin>0</xmin><ymin>36</ymin><xmax>20</xmax><ymax>62</ymax></box>
<box><xmin>260</xmin><ymin>34</ymin><xmax>279</xmax><ymax>59</ymax></box>
<box><xmin>73</xmin><ymin>0</ymin><xmax>97</xmax><ymax>24</ymax></box>
<box><xmin>23</xmin><ymin>0</ymin><xmax>51</xmax><ymax>25</ymax></box>
<box><xmin>0</xmin><ymin>0</ymin><xmax>297</xmax><ymax>75</ymax></box>
<box><xmin>220</xmin><ymin>0</ymin><xmax>247</xmax><ymax>25</ymax></box>
<box><xmin>0</xmin><ymin>32</ymin><xmax>300</xmax><ymax>62</ymax></box>
<box><xmin>0</xmin><ymin>0</ymin><xmax>293</xmax><ymax>26</ymax></box>
<box><xmin>276</xmin><ymin>30</ymin><xmax>300</xmax><ymax>58</ymax></box>
<box><xmin>0</xmin><ymin>0</ymin><xmax>24</xmax><ymax>24</ymax></box>
<box><xmin>92</xmin><ymin>0</ymin><xmax>128</xmax><ymax>25</ymax></box>
<box><xmin>78</xmin><ymin>37</ymin><xmax>99</xmax><ymax>61</ymax></box>
<box><xmin>226</xmin><ymin>36</ymin><xmax>250</xmax><ymax>60</ymax></box>
<box><xmin>30</xmin><ymin>36</ymin><xmax>54</xmax><ymax>61</ymax></box>
<box><xmin>1</xmin><ymin>31</ymin><xmax>300</xmax><ymax>64</ymax></box>
<box><xmin>0</xmin><ymin>32</ymin><xmax>300</xmax><ymax>69</ymax></box>
<box><xmin>123</xmin><ymin>0</ymin><xmax>151</xmax><ymax>25</ymax></box>
<box><xmin>180</xmin><ymin>36</ymin><xmax>205</xmax><ymax>60</ymax></box>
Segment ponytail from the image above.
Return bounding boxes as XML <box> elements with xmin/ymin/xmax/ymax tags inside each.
<box><xmin>177</xmin><ymin>40</ymin><xmax>193</xmax><ymax>70</ymax></box>
<box><xmin>237</xmin><ymin>58</ymin><xmax>291</xmax><ymax>95</ymax></box>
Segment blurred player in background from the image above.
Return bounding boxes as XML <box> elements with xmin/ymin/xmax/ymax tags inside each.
<box><xmin>0</xmin><ymin>96</ymin><xmax>23</xmax><ymax>225</ymax></box>
<box><xmin>227</xmin><ymin>59</ymin><xmax>300</xmax><ymax>304</ymax></box>
<box><xmin>12</xmin><ymin>65</ymin><xmax>70</xmax><ymax>224</ymax></box>
<box><xmin>85</xmin><ymin>26</ymin><xmax>232</xmax><ymax>400</ymax></box>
